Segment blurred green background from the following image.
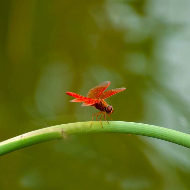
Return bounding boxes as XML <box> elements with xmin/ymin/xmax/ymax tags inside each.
<box><xmin>1</xmin><ymin>0</ymin><xmax>190</xmax><ymax>189</ymax></box>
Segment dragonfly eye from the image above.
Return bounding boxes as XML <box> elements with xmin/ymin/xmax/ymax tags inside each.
<box><xmin>106</xmin><ymin>105</ymin><xmax>113</xmax><ymax>114</ymax></box>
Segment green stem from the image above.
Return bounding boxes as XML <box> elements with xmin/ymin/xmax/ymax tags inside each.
<box><xmin>1</xmin><ymin>121</ymin><xmax>190</xmax><ymax>156</ymax></box>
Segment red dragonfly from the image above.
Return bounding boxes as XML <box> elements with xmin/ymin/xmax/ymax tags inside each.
<box><xmin>66</xmin><ymin>81</ymin><xmax>126</xmax><ymax>127</ymax></box>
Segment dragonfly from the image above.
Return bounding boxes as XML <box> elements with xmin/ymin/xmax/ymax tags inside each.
<box><xmin>66</xmin><ymin>81</ymin><xmax>126</xmax><ymax>127</ymax></box>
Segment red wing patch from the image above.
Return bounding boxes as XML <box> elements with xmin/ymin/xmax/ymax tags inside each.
<box><xmin>87</xmin><ymin>81</ymin><xmax>111</xmax><ymax>99</ymax></box>
<box><xmin>66</xmin><ymin>92</ymin><xmax>98</xmax><ymax>105</ymax></box>
<box><xmin>100</xmin><ymin>88</ymin><xmax>126</xmax><ymax>99</ymax></box>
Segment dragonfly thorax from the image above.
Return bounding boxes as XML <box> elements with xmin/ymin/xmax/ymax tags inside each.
<box><xmin>93</xmin><ymin>99</ymin><xmax>113</xmax><ymax>114</ymax></box>
<box><xmin>94</xmin><ymin>100</ymin><xmax>114</xmax><ymax>114</ymax></box>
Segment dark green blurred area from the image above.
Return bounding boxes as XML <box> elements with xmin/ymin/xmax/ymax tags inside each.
<box><xmin>1</xmin><ymin>0</ymin><xmax>190</xmax><ymax>189</ymax></box>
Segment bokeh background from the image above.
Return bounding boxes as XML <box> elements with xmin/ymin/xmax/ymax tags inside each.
<box><xmin>1</xmin><ymin>0</ymin><xmax>190</xmax><ymax>189</ymax></box>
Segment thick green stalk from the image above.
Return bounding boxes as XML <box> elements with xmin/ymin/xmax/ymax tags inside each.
<box><xmin>0</xmin><ymin>121</ymin><xmax>190</xmax><ymax>156</ymax></box>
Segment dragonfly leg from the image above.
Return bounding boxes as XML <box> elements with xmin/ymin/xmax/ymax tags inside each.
<box><xmin>90</xmin><ymin>112</ymin><xmax>101</xmax><ymax>127</ymax></box>
<box><xmin>96</xmin><ymin>112</ymin><xmax>102</xmax><ymax>121</ymax></box>
<box><xmin>99</xmin><ymin>112</ymin><xmax>106</xmax><ymax>128</ymax></box>
<box><xmin>90</xmin><ymin>113</ymin><xmax>97</xmax><ymax>127</ymax></box>
<box><xmin>104</xmin><ymin>113</ymin><xmax>110</xmax><ymax>125</ymax></box>
<box><xmin>107</xmin><ymin>114</ymin><xmax>113</xmax><ymax>121</ymax></box>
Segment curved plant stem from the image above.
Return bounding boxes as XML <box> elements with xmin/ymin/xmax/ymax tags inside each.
<box><xmin>1</xmin><ymin>121</ymin><xmax>190</xmax><ymax>156</ymax></box>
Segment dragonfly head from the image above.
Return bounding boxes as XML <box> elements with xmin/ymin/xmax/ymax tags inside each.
<box><xmin>106</xmin><ymin>105</ymin><xmax>114</xmax><ymax>114</ymax></box>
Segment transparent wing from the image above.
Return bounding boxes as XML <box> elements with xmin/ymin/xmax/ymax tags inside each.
<box><xmin>87</xmin><ymin>81</ymin><xmax>111</xmax><ymax>99</ymax></box>
<box><xmin>100</xmin><ymin>88</ymin><xmax>126</xmax><ymax>99</ymax></box>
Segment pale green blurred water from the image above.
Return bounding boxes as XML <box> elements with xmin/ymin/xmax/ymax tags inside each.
<box><xmin>1</xmin><ymin>0</ymin><xmax>190</xmax><ymax>189</ymax></box>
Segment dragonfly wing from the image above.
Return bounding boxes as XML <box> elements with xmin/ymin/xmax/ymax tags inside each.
<box><xmin>82</xmin><ymin>102</ymin><xmax>89</xmax><ymax>106</ymax></box>
<box><xmin>100</xmin><ymin>88</ymin><xmax>126</xmax><ymax>99</ymax></box>
<box><xmin>81</xmin><ymin>98</ymin><xmax>99</xmax><ymax>106</ymax></box>
<box><xmin>70</xmin><ymin>98</ymin><xmax>84</xmax><ymax>102</ymax></box>
<box><xmin>66</xmin><ymin>92</ymin><xmax>85</xmax><ymax>99</ymax></box>
<box><xmin>66</xmin><ymin>92</ymin><xmax>98</xmax><ymax>105</ymax></box>
<box><xmin>87</xmin><ymin>81</ymin><xmax>111</xmax><ymax>99</ymax></box>
<box><xmin>82</xmin><ymin>102</ymin><xmax>96</xmax><ymax>106</ymax></box>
